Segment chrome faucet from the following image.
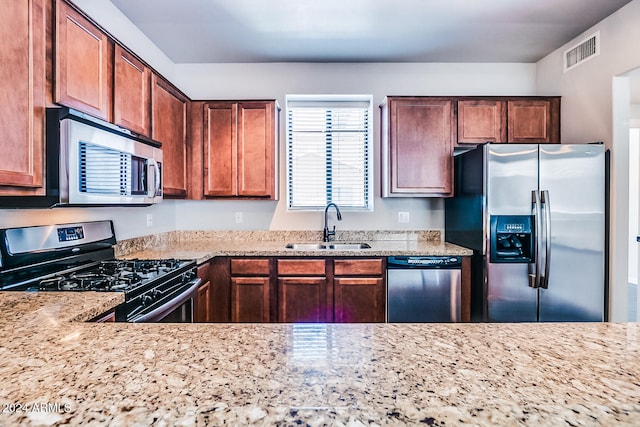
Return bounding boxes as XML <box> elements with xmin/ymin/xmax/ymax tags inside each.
<box><xmin>323</xmin><ymin>202</ymin><xmax>342</xmax><ymax>242</ymax></box>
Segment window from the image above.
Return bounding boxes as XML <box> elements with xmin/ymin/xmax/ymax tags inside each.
<box><xmin>286</xmin><ymin>95</ymin><xmax>373</xmax><ymax>210</ymax></box>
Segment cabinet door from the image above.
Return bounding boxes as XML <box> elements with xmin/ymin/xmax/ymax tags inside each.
<box><xmin>152</xmin><ymin>75</ymin><xmax>188</xmax><ymax>197</ymax></box>
<box><xmin>55</xmin><ymin>0</ymin><xmax>112</xmax><ymax>121</ymax></box>
<box><xmin>196</xmin><ymin>280</ymin><xmax>211</xmax><ymax>322</ymax></box>
<box><xmin>278</xmin><ymin>277</ymin><xmax>329</xmax><ymax>323</ymax></box>
<box><xmin>114</xmin><ymin>45</ymin><xmax>151</xmax><ymax>136</ymax></box>
<box><xmin>231</xmin><ymin>277</ymin><xmax>270</xmax><ymax>322</ymax></box>
<box><xmin>0</xmin><ymin>0</ymin><xmax>46</xmax><ymax>194</ymax></box>
<box><xmin>334</xmin><ymin>277</ymin><xmax>384</xmax><ymax>323</ymax></box>
<box><xmin>237</xmin><ymin>102</ymin><xmax>276</xmax><ymax>198</ymax></box>
<box><xmin>507</xmin><ymin>99</ymin><xmax>560</xmax><ymax>143</ymax></box>
<box><xmin>383</xmin><ymin>97</ymin><xmax>454</xmax><ymax>197</ymax></box>
<box><xmin>457</xmin><ymin>99</ymin><xmax>507</xmax><ymax>144</ymax></box>
<box><xmin>203</xmin><ymin>102</ymin><xmax>237</xmax><ymax>196</ymax></box>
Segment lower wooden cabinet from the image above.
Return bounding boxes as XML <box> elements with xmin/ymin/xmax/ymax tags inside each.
<box><xmin>278</xmin><ymin>277</ymin><xmax>329</xmax><ymax>323</ymax></box>
<box><xmin>207</xmin><ymin>256</ymin><xmax>386</xmax><ymax>323</ymax></box>
<box><xmin>230</xmin><ymin>258</ymin><xmax>272</xmax><ymax>322</ymax></box>
<box><xmin>196</xmin><ymin>280</ymin><xmax>211</xmax><ymax>323</ymax></box>
<box><xmin>231</xmin><ymin>277</ymin><xmax>270</xmax><ymax>322</ymax></box>
<box><xmin>333</xmin><ymin>259</ymin><xmax>385</xmax><ymax>323</ymax></box>
<box><xmin>196</xmin><ymin>262</ymin><xmax>212</xmax><ymax>322</ymax></box>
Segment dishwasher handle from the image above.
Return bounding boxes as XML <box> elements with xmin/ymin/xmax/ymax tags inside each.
<box><xmin>387</xmin><ymin>256</ymin><xmax>462</xmax><ymax>269</ymax></box>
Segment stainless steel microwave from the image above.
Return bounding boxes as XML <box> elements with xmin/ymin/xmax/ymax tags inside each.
<box><xmin>0</xmin><ymin>108</ymin><xmax>163</xmax><ymax>207</ymax></box>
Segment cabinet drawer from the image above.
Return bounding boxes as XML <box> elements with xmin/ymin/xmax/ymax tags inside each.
<box><xmin>231</xmin><ymin>258</ymin><xmax>270</xmax><ymax>276</ymax></box>
<box><xmin>277</xmin><ymin>259</ymin><xmax>326</xmax><ymax>276</ymax></box>
<box><xmin>334</xmin><ymin>259</ymin><xmax>383</xmax><ymax>276</ymax></box>
<box><xmin>197</xmin><ymin>261</ymin><xmax>211</xmax><ymax>278</ymax></box>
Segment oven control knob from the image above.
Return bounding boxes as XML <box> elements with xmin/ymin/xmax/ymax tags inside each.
<box><xmin>142</xmin><ymin>294</ymin><xmax>153</xmax><ymax>306</ymax></box>
<box><xmin>152</xmin><ymin>289</ymin><xmax>161</xmax><ymax>298</ymax></box>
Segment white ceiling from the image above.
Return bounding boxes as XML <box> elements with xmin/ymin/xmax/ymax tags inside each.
<box><xmin>110</xmin><ymin>0</ymin><xmax>632</xmax><ymax>64</ymax></box>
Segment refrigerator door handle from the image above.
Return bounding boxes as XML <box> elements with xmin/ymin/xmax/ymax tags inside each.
<box><xmin>540</xmin><ymin>190</ymin><xmax>551</xmax><ymax>289</ymax></box>
<box><xmin>528</xmin><ymin>190</ymin><xmax>542</xmax><ymax>288</ymax></box>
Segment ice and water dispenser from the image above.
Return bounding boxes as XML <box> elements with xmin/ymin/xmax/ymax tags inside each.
<box><xmin>490</xmin><ymin>215</ymin><xmax>535</xmax><ymax>263</ymax></box>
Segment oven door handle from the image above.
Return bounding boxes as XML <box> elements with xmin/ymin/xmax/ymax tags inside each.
<box><xmin>130</xmin><ymin>278</ymin><xmax>201</xmax><ymax>323</ymax></box>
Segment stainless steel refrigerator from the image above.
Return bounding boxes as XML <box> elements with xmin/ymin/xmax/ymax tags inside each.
<box><xmin>445</xmin><ymin>143</ymin><xmax>607</xmax><ymax>322</ymax></box>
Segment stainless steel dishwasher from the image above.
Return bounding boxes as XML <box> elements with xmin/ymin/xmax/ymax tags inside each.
<box><xmin>387</xmin><ymin>256</ymin><xmax>462</xmax><ymax>322</ymax></box>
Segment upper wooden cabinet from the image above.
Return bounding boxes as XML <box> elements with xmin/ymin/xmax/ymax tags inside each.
<box><xmin>0</xmin><ymin>0</ymin><xmax>46</xmax><ymax>195</ymax></box>
<box><xmin>114</xmin><ymin>45</ymin><xmax>151</xmax><ymax>136</ymax></box>
<box><xmin>457</xmin><ymin>99</ymin><xmax>507</xmax><ymax>144</ymax></box>
<box><xmin>381</xmin><ymin>97</ymin><xmax>454</xmax><ymax>197</ymax></box>
<box><xmin>152</xmin><ymin>75</ymin><xmax>189</xmax><ymax>198</ymax></box>
<box><xmin>456</xmin><ymin>97</ymin><xmax>560</xmax><ymax>145</ymax></box>
<box><xmin>507</xmin><ymin>98</ymin><xmax>560</xmax><ymax>143</ymax></box>
<box><xmin>55</xmin><ymin>0</ymin><xmax>112</xmax><ymax>121</ymax></box>
<box><xmin>202</xmin><ymin>101</ymin><xmax>279</xmax><ymax>199</ymax></box>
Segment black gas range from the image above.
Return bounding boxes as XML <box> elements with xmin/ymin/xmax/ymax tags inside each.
<box><xmin>0</xmin><ymin>221</ymin><xmax>200</xmax><ymax>322</ymax></box>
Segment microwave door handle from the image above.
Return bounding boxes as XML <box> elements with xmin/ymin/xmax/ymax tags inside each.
<box><xmin>153</xmin><ymin>160</ymin><xmax>161</xmax><ymax>197</ymax></box>
<box><xmin>147</xmin><ymin>160</ymin><xmax>160</xmax><ymax>198</ymax></box>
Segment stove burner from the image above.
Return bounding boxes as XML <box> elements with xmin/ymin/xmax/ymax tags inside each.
<box><xmin>36</xmin><ymin>258</ymin><xmax>187</xmax><ymax>292</ymax></box>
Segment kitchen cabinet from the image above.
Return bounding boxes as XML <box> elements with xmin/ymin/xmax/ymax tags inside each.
<box><xmin>507</xmin><ymin>98</ymin><xmax>560</xmax><ymax>143</ymax></box>
<box><xmin>0</xmin><ymin>0</ymin><xmax>46</xmax><ymax>195</ymax></box>
<box><xmin>197</xmin><ymin>281</ymin><xmax>211</xmax><ymax>323</ymax></box>
<box><xmin>230</xmin><ymin>258</ymin><xmax>273</xmax><ymax>322</ymax></box>
<box><xmin>456</xmin><ymin>97</ymin><xmax>560</xmax><ymax>145</ymax></box>
<box><xmin>196</xmin><ymin>262</ymin><xmax>212</xmax><ymax>322</ymax></box>
<box><xmin>457</xmin><ymin>99</ymin><xmax>507</xmax><ymax>144</ymax></box>
<box><xmin>277</xmin><ymin>259</ymin><xmax>330</xmax><ymax>323</ymax></box>
<box><xmin>380</xmin><ymin>97</ymin><xmax>454</xmax><ymax>197</ymax></box>
<box><xmin>55</xmin><ymin>0</ymin><xmax>113</xmax><ymax>121</ymax></box>
<box><xmin>114</xmin><ymin>45</ymin><xmax>151</xmax><ymax>136</ymax></box>
<box><xmin>201</xmin><ymin>101</ymin><xmax>279</xmax><ymax>199</ymax></box>
<box><xmin>206</xmin><ymin>256</ymin><xmax>388</xmax><ymax>323</ymax></box>
<box><xmin>333</xmin><ymin>259</ymin><xmax>385</xmax><ymax>323</ymax></box>
<box><xmin>152</xmin><ymin>75</ymin><xmax>189</xmax><ymax>198</ymax></box>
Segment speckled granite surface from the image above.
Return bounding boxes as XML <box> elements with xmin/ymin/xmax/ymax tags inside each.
<box><xmin>1</xmin><ymin>292</ymin><xmax>640</xmax><ymax>426</ymax></box>
<box><xmin>116</xmin><ymin>230</ymin><xmax>471</xmax><ymax>263</ymax></box>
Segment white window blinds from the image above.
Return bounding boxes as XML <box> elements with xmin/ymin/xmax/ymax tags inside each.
<box><xmin>286</xmin><ymin>95</ymin><xmax>372</xmax><ymax>210</ymax></box>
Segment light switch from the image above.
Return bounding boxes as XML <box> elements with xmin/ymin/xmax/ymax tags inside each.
<box><xmin>235</xmin><ymin>212</ymin><xmax>243</xmax><ymax>223</ymax></box>
<box><xmin>146</xmin><ymin>213</ymin><xmax>153</xmax><ymax>227</ymax></box>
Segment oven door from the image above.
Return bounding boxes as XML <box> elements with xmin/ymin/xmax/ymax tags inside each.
<box><xmin>129</xmin><ymin>278</ymin><xmax>201</xmax><ymax>323</ymax></box>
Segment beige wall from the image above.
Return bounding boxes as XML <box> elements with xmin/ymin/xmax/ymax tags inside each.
<box><xmin>536</xmin><ymin>0</ymin><xmax>640</xmax><ymax>321</ymax></box>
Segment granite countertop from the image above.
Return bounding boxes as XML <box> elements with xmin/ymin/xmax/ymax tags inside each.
<box><xmin>1</xmin><ymin>292</ymin><xmax>640</xmax><ymax>426</ymax></box>
<box><xmin>117</xmin><ymin>230</ymin><xmax>473</xmax><ymax>264</ymax></box>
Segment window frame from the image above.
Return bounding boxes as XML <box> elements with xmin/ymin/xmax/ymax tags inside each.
<box><xmin>285</xmin><ymin>94</ymin><xmax>374</xmax><ymax>212</ymax></box>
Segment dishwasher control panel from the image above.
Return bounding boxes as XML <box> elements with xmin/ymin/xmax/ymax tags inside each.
<box><xmin>387</xmin><ymin>256</ymin><xmax>462</xmax><ymax>269</ymax></box>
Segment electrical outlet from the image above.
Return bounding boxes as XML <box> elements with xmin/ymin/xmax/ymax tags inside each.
<box><xmin>235</xmin><ymin>212</ymin><xmax>243</xmax><ymax>223</ymax></box>
<box><xmin>398</xmin><ymin>211</ymin><xmax>410</xmax><ymax>223</ymax></box>
<box><xmin>146</xmin><ymin>213</ymin><xmax>153</xmax><ymax>227</ymax></box>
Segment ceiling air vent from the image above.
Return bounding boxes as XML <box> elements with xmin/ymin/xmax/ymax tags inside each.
<box><xmin>564</xmin><ymin>31</ymin><xmax>600</xmax><ymax>72</ymax></box>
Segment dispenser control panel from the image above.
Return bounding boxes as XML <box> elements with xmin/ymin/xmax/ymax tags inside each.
<box><xmin>490</xmin><ymin>215</ymin><xmax>534</xmax><ymax>263</ymax></box>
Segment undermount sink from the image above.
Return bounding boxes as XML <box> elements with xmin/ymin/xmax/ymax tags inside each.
<box><xmin>285</xmin><ymin>242</ymin><xmax>371</xmax><ymax>250</ymax></box>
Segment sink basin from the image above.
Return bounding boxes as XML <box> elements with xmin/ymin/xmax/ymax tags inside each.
<box><xmin>322</xmin><ymin>243</ymin><xmax>371</xmax><ymax>250</ymax></box>
<box><xmin>285</xmin><ymin>242</ymin><xmax>371</xmax><ymax>250</ymax></box>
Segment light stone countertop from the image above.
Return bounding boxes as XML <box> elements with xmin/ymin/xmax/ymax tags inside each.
<box><xmin>116</xmin><ymin>232</ymin><xmax>473</xmax><ymax>264</ymax></box>
<box><xmin>1</xmin><ymin>291</ymin><xmax>640</xmax><ymax>426</ymax></box>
